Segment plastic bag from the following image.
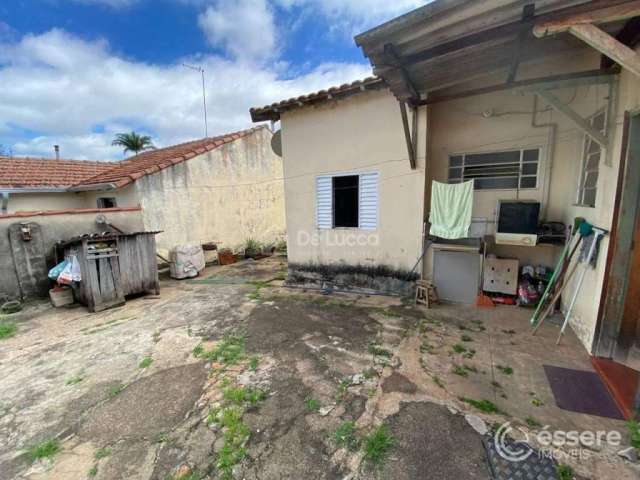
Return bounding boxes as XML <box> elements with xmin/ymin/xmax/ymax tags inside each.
<box><xmin>517</xmin><ymin>275</ymin><xmax>540</xmax><ymax>306</ymax></box>
<box><xmin>48</xmin><ymin>260</ymin><xmax>68</xmax><ymax>281</ymax></box>
<box><xmin>58</xmin><ymin>256</ymin><xmax>82</xmax><ymax>284</ymax></box>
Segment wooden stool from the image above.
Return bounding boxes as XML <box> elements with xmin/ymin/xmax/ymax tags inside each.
<box><xmin>415</xmin><ymin>280</ymin><xmax>438</xmax><ymax>308</ymax></box>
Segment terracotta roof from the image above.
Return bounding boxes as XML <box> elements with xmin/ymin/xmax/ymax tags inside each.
<box><xmin>250</xmin><ymin>76</ymin><xmax>385</xmax><ymax>122</ymax></box>
<box><xmin>0</xmin><ymin>157</ymin><xmax>114</xmax><ymax>190</ymax></box>
<box><xmin>76</xmin><ymin>126</ymin><xmax>266</xmax><ymax>190</ymax></box>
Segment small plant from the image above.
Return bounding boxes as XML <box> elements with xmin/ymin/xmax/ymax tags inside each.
<box><xmin>531</xmin><ymin>397</ymin><xmax>544</xmax><ymax>407</ymax></box>
<box><xmin>368</xmin><ymin>344</ymin><xmax>391</xmax><ymax>358</ymax></box>
<box><xmin>194</xmin><ymin>332</ymin><xmax>246</xmax><ymax>365</ymax></box>
<box><xmin>452</xmin><ymin>343</ymin><xmax>467</xmax><ymax>354</ymax></box>
<box><xmin>463</xmin><ymin>364</ymin><xmax>478</xmax><ymax>374</ymax></box>
<box><xmin>65</xmin><ymin>375</ymin><xmax>84</xmax><ymax>386</ymax></box>
<box><xmin>244</xmin><ymin>238</ymin><xmax>262</xmax><ymax>257</ymax></box>
<box><xmin>26</xmin><ymin>439</ymin><xmax>60</xmax><ymax>462</ymax></box>
<box><xmin>249</xmin><ymin>355</ymin><xmax>259</xmax><ymax>371</ymax></box>
<box><xmin>0</xmin><ymin>322</ymin><xmax>17</xmax><ymax>340</ymax></box>
<box><xmin>452</xmin><ymin>365</ymin><xmax>468</xmax><ymax>377</ymax></box>
<box><xmin>336</xmin><ymin>378</ymin><xmax>351</xmax><ymax>403</ymax></box>
<box><xmin>458</xmin><ymin>396</ymin><xmax>502</xmax><ymax>415</ymax></box>
<box><xmin>88</xmin><ymin>466</ymin><xmax>98</xmax><ymax>477</ymax></box>
<box><xmin>333</xmin><ymin>421</ymin><xmax>360</xmax><ymax>451</ymax></box>
<box><xmin>432</xmin><ymin>375</ymin><xmax>445</xmax><ymax>389</ymax></box>
<box><xmin>304</xmin><ymin>396</ymin><xmax>320</xmax><ymax>412</ymax></box>
<box><xmin>138</xmin><ymin>356</ymin><xmax>153</xmax><ymax>369</ymax></box>
<box><xmin>627</xmin><ymin>420</ymin><xmax>640</xmax><ymax>449</ymax></box>
<box><xmin>461</xmin><ymin>334</ymin><xmax>473</xmax><ymax>342</ymax></box>
<box><xmin>525</xmin><ymin>416</ymin><xmax>542</xmax><ymax>428</ymax></box>
<box><xmin>420</xmin><ymin>342</ymin><xmax>433</xmax><ymax>354</ymax></box>
<box><xmin>215</xmin><ymin>406</ymin><xmax>251</xmax><ymax>479</ymax></box>
<box><xmin>107</xmin><ymin>384</ymin><xmax>124</xmax><ymax>398</ymax></box>
<box><xmin>94</xmin><ymin>447</ymin><xmax>112</xmax><ymax>460</ymax></box>
<box><xmin>556</xmin><ymin>464</ymin><xmax>574</xmax><ymax>480</ymax></box>
<box><xmin>223</xmin><ymin>386</ymin><xmax>267</xmax><ymax>406</ymax></box>
<box><xmin>462</xmin><ymin>349</ymin><xmax>476</xmax><ymax>359</ymax></box>
<box><xmin>491</xmin><ymin>381</ymin><xmax>502</xmax><ymax>389</ymax></box>
<box><xmin>362</xmin><ymin>425</ymin><xmax>395</xmax><ymax>467</ymax></box>
<box><xmin>496</xmin><ymin>365</ymin><xmax>514</xmax><ymax>375</ymax></box>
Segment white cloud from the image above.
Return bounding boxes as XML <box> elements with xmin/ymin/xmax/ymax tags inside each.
<box><xmin>0</xmin><ymin>29</ymin><xmax>371</xmax><ymax>160</ymax></box>
<box><xmin>69</xmin><ymin>0</ymin><xmax>140</xmax><ymax>8</ymax></box>
<box><xmin>198</xmin><ymin>0</ymin><xmax>277</xmax><ymax>63</ymax></box>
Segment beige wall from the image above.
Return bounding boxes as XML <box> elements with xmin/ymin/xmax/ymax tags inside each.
<box><xmin>134</xmin><ymin>127</ymin><xmax>285</xmax><ymax>255</ymax></box>
<box><xmin>82</xmin><ymin>184</ymin><xmax>139</xmax><ymax>210</ymax></box>
<box><xmin>280</xmin><ymin>88</ymin><xmax>427</xmax><ymax>272</ymax></box>
<box><xmin>6</xmin><ymin>192</ymin><xmax>86</xmax><ymax>213</ymax></box>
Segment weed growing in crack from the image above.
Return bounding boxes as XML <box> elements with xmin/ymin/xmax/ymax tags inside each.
<box><xmin>556</xmin><ymin>464</ymin><xmax>574</xmax><ymax>480</ymax></box>
<box><xmin>420</xmin><ymin>342</ymin><xmax>434</xmax><ymax>354</ymax></box>
<box><xmin>531</xmin><ymin>397</ymin><xmax>544</xmax><ymax>407</ymax></box>
<box><xmin>88</xmin><ymin>466</ymin><xmax>98</xmax><ymax>477</ymax></box>
<box><xmin>249</xmin><ymin>356</ymin><xmax>259</xmax><ymax>371</ymax></box>
<box><xmin>452</xmin><ymin>365</ymin><xmax>468</xmax><ymax>377</ymax></box>
<box><xmin>362</xmin><ymin>425</ymin><xmax>395</xmax><ymax>468</ymax></box>
<box><xmin>107</xmin><ymin>384</ymin><xmax>124</xmax><ymax>398</ymax></box>
<box><xmin>496</xmin><ymin>365</ymin><xmax>514</xmax><ymax>375</ymax></box>
<box><xmin>223</xmin><ymin>386</ymin><xmax>267</xmax><ymax>406</ymax></box>
<box><xmin>458</xmin><ymin>397</ymin><xmax>504</xmax><ymax>415</ymax></box>
<box><xmin>335</xmin><ymin>379</ymin><xmax>351</xmax><ymax>404</ymax></box>
<box><xmin>452</xmin><ymin>344</ymin><xmax>467</xmax><ymax>354</ymax></box>
<box><xmin>194</xmin><ymin>332</ymin><xmax>246</xmax><ymax>365</ymax></box>
<box><xmin>368</xmin><ymin>344</ymin><xmax>391</xmax><ymax>358</ymax></box>
<box><xmin>461</xmin><ymin>334</ymin><xmax>473</xmax><ymax>342</ymax></box>
<box><xmin>432</xmin><ymin>375</ymin><xmax>445</xmax><ymax>389</ymax></box>
<box><xmin>525</xmin><ymin>416</ymin><xmax>542</xmax><ymax>428</ymax></box>
<box><xmin>304</xmin><ymin>396</ymin><xmax>321</xmax><ymax>412</ymax></box>
<box><xmin>333</xmin><ymin>421</ymin><xmax>360</xmax><ymax>451</ymax></box>
<box><xmin>462</xmin><ymin>349</ymin><xmax>476</xmax><ymax>359</ymax></box>
<box><xmin>627</xmin><ymin>420</ymin><xmax>640</xmax><ymax>450</ymax></box>
<box><xmin>26</xmin><ymin>439</ymin><xmax>60</xmax><ymax>462</ymax></box>
<box><xmin>138</xmin><ymin>356</ymin><xmax>153</xmax><ymax>369</ymax></box>
<box><xmin>94</xmin><ymin>447</ymin><xmax>112</xmax><ymax>460</ymax></box>
<box><xmin>65</xmin><ymin>375</ymin><xmax>84</xmax><ymax>386</ymax></box>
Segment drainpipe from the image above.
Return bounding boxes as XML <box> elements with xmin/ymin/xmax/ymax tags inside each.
<box><xmin>1</xmin><ymin>192</ymin><xmax>8</xmax><ymax>215</ymax></box>
<box><xmin>531</xmin><ymin>94</ymin><xmax>557</xmax><ymax>220</ymax></box>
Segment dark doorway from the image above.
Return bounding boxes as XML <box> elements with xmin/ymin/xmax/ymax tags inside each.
<box><xmin>333</xmin><ymin>175</ymin><xmax>359</xmax><ymax>227</ymax></box>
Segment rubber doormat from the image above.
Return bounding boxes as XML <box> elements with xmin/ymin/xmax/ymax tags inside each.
<box><xmin>544</xmin><ymin>365</ymin><xmax>624</xmax><ymax>419</ymax></box>
<box><xmin>483</xmin><ymin>434</ymin><xmax>558</xmax><ymax>480</ymax></box>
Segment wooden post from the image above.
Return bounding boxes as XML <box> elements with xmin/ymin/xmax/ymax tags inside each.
<box><xmin>399</xmin><ymin>101</ymin><xmax>416</xmax><ymax>169</ymax></box>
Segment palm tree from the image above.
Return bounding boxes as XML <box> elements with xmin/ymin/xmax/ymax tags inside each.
<box><xmin>112</xmin><ymin>132</ymin><xmax>155</xmax><ymax>156</ymax></box>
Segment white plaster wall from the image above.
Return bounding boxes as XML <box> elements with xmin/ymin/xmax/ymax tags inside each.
<box><xmin>82</xmin><ymin>184</ymin><xmax>140</xmax><ymax>210</ymax></box>
<box><xmin>133</xmin><ymin>128</ymin><xmax>285</xmax><ymax>255</ymax></box>
<box><xmin>6</xmin><ymin>192</ymin><xmax>86</xmax><ymax>213</ymax></box>
<box><xmin>280</xmin><ymin>89</ymin><xmax>427</xmax><ymax>272</ymax></box>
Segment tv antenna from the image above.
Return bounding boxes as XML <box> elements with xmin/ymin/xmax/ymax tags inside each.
<box><xmin>183</xmin><ymin>63</ymin><xmax>208</xmax><ymax>137</ymax></box>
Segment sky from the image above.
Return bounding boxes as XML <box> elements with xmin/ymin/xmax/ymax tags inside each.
<box><xmin>0</xmin><ymin>0</ymin><xmax>429</xmax><ymax>160</ymax></box>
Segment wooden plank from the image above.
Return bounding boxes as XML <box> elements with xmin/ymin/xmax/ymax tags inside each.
<box><xmin>602</xmin><ymin>17</ymin><xmax>640</xmax><ymax>69</ymax></box>
<box><xmin>534</xmin><ymin>1</ymin><xmax>640</xmax><ymax>37</ymax></box>
<box><xmin>411</xmin><ymin>105</ymin><xmax>418</xmax><ymax>168</ymax></box>
<box><xmin>383</xmin><ymin>43</ymin><xmax>419</xmax><ymax>101</ymax></box>
<box><xmin>418</xmin><ymin>69</ymin><xmax>615</xmax><ymax>105</ymax></box>
<box><xmin>399</xmin><ymin>101</ymin><xmax>416</xmax><ymax>169</ymax></box>
<box><xmin>534</xmin><ymin>89</ymin><xmax>609</xmax><ymax>148</ymax></box>
<box><xmin>569</xmin><ymin>24</ymin><xmax>640</xmax><ymax>78</ymax></box>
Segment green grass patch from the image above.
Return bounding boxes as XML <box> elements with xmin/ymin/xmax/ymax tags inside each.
<box><xmin>463</xmin><ymin>364</ymin><xmax>478</xmax><ymax>374</ymax></box>
<box><xmin>215</xmin><ymin>406</ymin><xmax>251</xmax><ymax>480</ymax></box>
<box><xmin>556</xmin><ymin>464</ymin><xmax>574</xmax><ymax>480</ymax></box>
<box><xmin>333</xmin><ymin>421</ymin><xmax>360</xmax><ymax>451</ymax></box>
<box><xmin>627</xmin><ymin>420</ymin><xmax>640</xmax><ymax>449</ymax></box>
<box><xmin>459</xmin><ymin>396</ymin><xmax>503</xmax><ymax>415</ymax></box>
<box><xmin>0</xmin><ymin>322</ymin><xmax>17</xmax><ymax>340</ymax></box>
<box><xmin>531</xmin><ymin>397</ymin><xmax>544</xmax><ymax>407</ymax></box>
<box><xmin>304</xmin><ymin>396</ymin><xmax>320</xmax><ymax>412</ymax></box>
<box><xmin>223</xmin><ymin>386</ymin><xmax>267</xmax><ymax>406</ymax></box>
<box><xmin>452</xmin><ymin>343</ymin><xmax>467</xmax><ymax>354</ymax></box>
<box><xmin>194</xmin><ymin>332</ymin><xmax>246</xmax><ymax>365</ymax></box>
<box><xmin>420</xmin><ymin>341</ymin><xmax>434</xmax><ymax>354</ymax></box>
<box><xmin>496</xmin><ymin>365</ymin><xmax>514</xmax><ymax>375</ymax></box>
<box><xmin>88</xmin><ymin>466</ymin><xmax>98</xmax><ymax>477</ymax></box>
<box><xmin>138</xmin><ymin>356</ymin><xmax>153</xmax><ymax>369</ymax></box>
<box><xmin>26</xmin><ymin>439</ymin><xmax>60</xmax><ymax>462</ymax></box>
<box><xmin>368</xmin><ymin>344</ymin><xmax>391</xmax><ymax>358</ymax></box>
<box><xmin>362</xmin><ymin>425</ymin><xmax>395</xmax><ymax>467</ymax></box>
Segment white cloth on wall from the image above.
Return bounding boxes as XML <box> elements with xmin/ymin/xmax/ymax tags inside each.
<box><xmin>429</xmin><ymin>180</ymin><xmax>474</xmax><ymax>239</ymax></box>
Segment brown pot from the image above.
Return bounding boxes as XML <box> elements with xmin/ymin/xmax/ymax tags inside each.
<box><xmin>218</xmin><ymin>251</ymin><xmax>236</xmax><ymax>265</ymax></box>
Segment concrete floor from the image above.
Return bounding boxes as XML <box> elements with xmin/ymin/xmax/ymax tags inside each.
<box><xmin>0</xmin><ymin>256</ymin><xmax>637</xmax><ymax>480</ymax></box>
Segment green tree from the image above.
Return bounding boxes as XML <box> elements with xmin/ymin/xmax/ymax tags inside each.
<box><xmin>111</xmin><ymin>132</ymin><xmax>155</xmax><ymax>156</ymax></box>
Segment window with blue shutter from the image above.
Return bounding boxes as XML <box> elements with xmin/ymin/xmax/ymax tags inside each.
<box><xmin>316</xmin><ymin>172</ymin><xmax>378</xmax><ymax>230</ymax></box>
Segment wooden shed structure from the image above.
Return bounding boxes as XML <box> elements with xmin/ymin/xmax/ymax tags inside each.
<box><xmin>60</xmin><ymin>231</ymin><xmax>159</xmax><ymax>312</ymax></box>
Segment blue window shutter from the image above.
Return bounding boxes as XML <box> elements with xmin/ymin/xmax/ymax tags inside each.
<box><xmin>359</xmin><ymin>172</ymin><xmax>378</xmax><ymax>230</ymax></box>
<box><xmin>316</xmin><ymin>176</ymin><xmax>332</xmax><ymax>229</ymax></box>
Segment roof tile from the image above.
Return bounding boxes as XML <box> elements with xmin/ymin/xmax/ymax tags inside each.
<box><xmin>0</xmin><ymin>157</ymin><xmax>114</xmax><ymax>189</ymax></box>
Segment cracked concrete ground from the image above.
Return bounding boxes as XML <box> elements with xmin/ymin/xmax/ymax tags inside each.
<box><xmin>0</xmin><ymin>256</ymin><xmax>637</xmax><ymax>479</ymax></box>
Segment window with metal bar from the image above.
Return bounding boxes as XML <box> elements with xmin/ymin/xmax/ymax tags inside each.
<box><xmin>448</xmin><ymin>148</ymin><xmax>540</xmax><ymax>190</ymax></box>
<box><xmin>576</xmin><ymin>110</ymin><xmax>606</xmax><ymax>208</ymax></box>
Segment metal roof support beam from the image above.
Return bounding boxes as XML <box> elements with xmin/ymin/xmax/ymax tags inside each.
<box><xmin>384</xmin><ymin>43</ymin><xmax>419</xmax><ymax>101</ymax></box>
<box><xmin>399</xmin><ymin>101</ymin><xmax>417</xmax><ymax>170</ymax></box>
<box><xmin>533</xmin><ymin>89</ymin><xmax>609</xmax><ymax>149</ymax></box>
<box><xmin>507</xmin><ymin>3</ymin><xmax>536</xmax><ymax>84</ymax></box>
